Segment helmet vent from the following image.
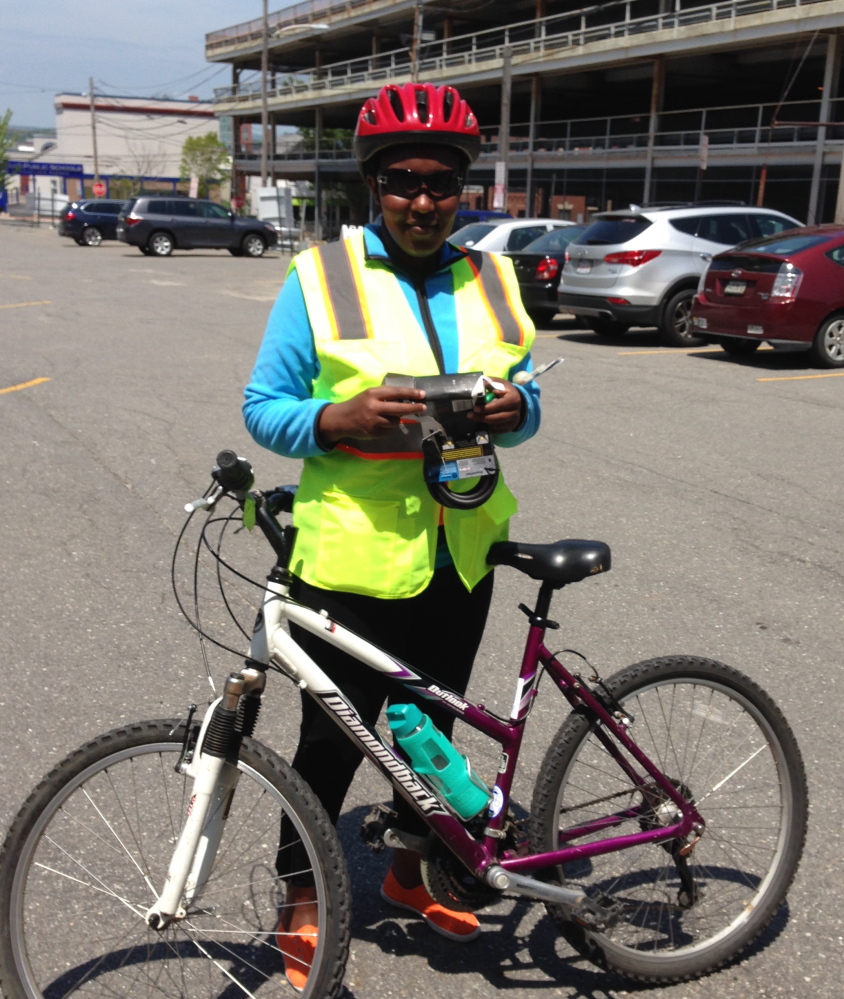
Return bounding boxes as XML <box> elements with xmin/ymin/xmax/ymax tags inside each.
<box><xmin>416</xmin><ymin>88</ymin><xmax>429</xmax><ymax>124</ymax></box>
<box><xmin>364</xmin><ymin>109</ymin><xmax>376</xmax><ymax>125</ymax></box>
<box><xmin>387</xmin><ymin>88</ymin><xmax>405</xmax><ymax>122</ymax></box>
<box><xmin>443</xmin><ymin>89</ymin><xmax>455</xmax><ymax>122</ymax></box>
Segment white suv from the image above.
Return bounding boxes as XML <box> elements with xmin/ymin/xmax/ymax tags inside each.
<box><xmin>559</xmin><ymin>204</ymin><xmax>802</xmax><ymax>346</ymax></box>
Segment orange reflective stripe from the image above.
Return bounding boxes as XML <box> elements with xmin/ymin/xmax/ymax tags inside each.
<box><xmin>464</xmin><ymin>253</ymin><xmax>504</xmax><ymax>342</ymax></box>
<box><xmin>337</xmin><ymin>443</ymin><xmax>423</xmax><ymax>460</ymax></box>
<box><xmin>315</xmin><ymin>241</ymin><xmax>370</xmax><ymax>341</ymax></box>
<box><xmin>465</xmin><ymin>250</ymin><xmax>528</xmax><ymax>347</ymax></box>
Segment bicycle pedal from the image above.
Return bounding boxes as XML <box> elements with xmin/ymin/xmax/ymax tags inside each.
<box><xmin>360</xmin><ymin>804</ymin><xmax>398</xmax><ymax>853</ymax></box>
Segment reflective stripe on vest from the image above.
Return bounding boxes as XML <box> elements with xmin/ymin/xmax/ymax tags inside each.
<box><xmin>289</xmin><ymin>230</ymin><xmax>534</xmax><ymax>598</ymax></box>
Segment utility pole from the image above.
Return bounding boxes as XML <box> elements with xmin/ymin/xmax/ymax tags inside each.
<box><xmin>260</xmin><ymin>0</ymin><xmax>269</xmax><ymax>187</ymax></box>
<box><xmin>88</xmin><ymin>77</ymin><xmax>100</xmax><ymax>187</ymax></box>
<box><xmin>410</xmin><ymin>1</ymin><xmax>423</xmax><ymax>82</ymax></box>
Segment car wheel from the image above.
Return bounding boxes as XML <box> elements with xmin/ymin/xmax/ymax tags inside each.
<box><xmin>810</xmin><ymin>314</ymin><xmax>844</xmax><ymax>368</ymax></box>
<box><xmin>659</xmin><ymin>289</ymin><xmax>705</xmax><ymax>347</ymax></box>
<box><xmin>719</xmin><ymin>338</ymin><xmax>761</xmax><ymax>358</ymax></box>
<box><xmin>148</xmin><ymin>231</ymin><xmax>174</xmax><ymax>257</ymax></box>
<box><xmin>528</xmin><ymin>308</ymin><xmax>558</xmax><ymax>327</ymax></box>
<box><xmin>242</xmin><ymin>234</ymin><xmax>266</xmax><ymax>258</ymax></box>
<box><xmin>75</xmin><ymin>237</ymin><xmax>86</xmax><ymax>246</ymax></box>
<box><xmin>585</xmin><ymin>317</ymin><xmax>629</xmax><ymax>337</ymax></box>
<box><xmin>82</xmin><ymin>227</ymin><xmax>103</xmax><ymax>247</ymax></box>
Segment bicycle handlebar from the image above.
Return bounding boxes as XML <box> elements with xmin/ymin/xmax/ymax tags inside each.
<box><xmin>214</xmin><ymin>450</ymin><xmax>254</xmax><ymax>493</ymax></box>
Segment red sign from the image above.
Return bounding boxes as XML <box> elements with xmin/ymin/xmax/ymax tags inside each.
<box><xmin>92</xmin><ymin>181</ymin><xmax>106</xmax><ymax>198</ymax></box>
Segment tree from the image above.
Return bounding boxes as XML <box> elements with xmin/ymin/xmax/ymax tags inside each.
<box><xmin>180</xmin><ymin>133</ymin><xmax>230</xmax><ymax>198</ymax></box>
<box><xmin>0</xmin><ymin>109</ymin><xmax>14</xmax><ymax>208</ymax></box>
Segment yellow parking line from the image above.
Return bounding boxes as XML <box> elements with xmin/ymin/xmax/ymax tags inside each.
<box><xmin>0</xmin><ymin>377</ymin><xmax>51</xmax><ymax>395</ymax></box>
<box><xmin>618</xmin><ymin>344</ymin><xmax>774</xmax><ymax>356</ymax></box>
<box><xmin>0</xmin><ymin>299</ymin><xmax>51</xmax><ymax>310</ymax></box>
<box><xmin>758</xmin><ymin>371</ymin><xmax>844</xmax><ymax>382</ymax></box>
<box><xmin>0</xmin><ymin>273</ymin><xmax>33</xmax><ymax>280</ymax></box>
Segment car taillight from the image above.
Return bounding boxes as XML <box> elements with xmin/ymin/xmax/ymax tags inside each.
<box><xmin>535</xmin><ymin>257</ymin><xmax>559</xmax><ymax>281</ymax></box>
<box><xmin>65</xmin><ymin>210</ymin><xmax>76</xmax><ymax>220</ymax></box>
<box><xmin>124</xmin><ymin>216</ymin><xmax>141</xmax><ymax>226</ymax></box>
<box><xmin>603</xmin><ymin>249</ymin><xmax>662</xmax><ymax>266</ymax></box>
<box><xmin>564</xmin><ymin>250</ymin><xmax>572</xmax><ymax>263</ymax></box>
<box><xmin>770</xmin><ymin>262</ymin><xmax>803</xmax><ymax>301</ymax></box>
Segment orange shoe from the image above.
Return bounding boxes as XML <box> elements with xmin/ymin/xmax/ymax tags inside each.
<box><xmin>380</xmin><ymin>867</ymin><xmax>480</xmax><ymax>942</ymax></box>
<box><xmin>275</xmin><ymin>917</ymin><xmax>317</xmax><ymax>992</ymax></box>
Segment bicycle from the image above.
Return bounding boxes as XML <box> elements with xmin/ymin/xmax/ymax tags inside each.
<box><xmin>0</xmin><ymin>450</ymin><xmax>808</xmax><ymax>999</ymax></box>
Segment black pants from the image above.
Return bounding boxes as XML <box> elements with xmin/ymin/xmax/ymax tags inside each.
<box><xmin>277</xmin><ymin>564</ymin><xmax>494</xmax><ymax>882</ymax></box>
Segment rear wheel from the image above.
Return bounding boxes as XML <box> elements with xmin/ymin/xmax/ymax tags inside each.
<box><xmin>148</xmin><ymin>231</ymin><xmax>174</xmax><ymax>256</ymax></box>
<box><xmin>810</xmin><ymin>314</ymin><xmax>844</xmax><ymax>368</ymax></box>
<box><xmin>530</xmin><ymin>657</ymin><xmax>807</xmax><ymax>983</ymax></box>
<box><xmin>585</xmin><ymin>317</ymin><xmax>629</xmax><ymax>337</ymax></box>
<box><xmin>0</xmin><ymin>719</ymin><xmax>351</xmax><ymax>999</ymax></box>
<box><xmin>660</xmin><ymin>289</ymin><xmax>705</xmax><ymax>347</ymax></box>
<box><xmin>82</xmin><ymin>227</ymin><xmax>103</xmax><ymax>247</ymax></box>
<box><xmin>719</xmin><ymin>338</ymin><xmax>761</xmax><ymax>357</ymax></box>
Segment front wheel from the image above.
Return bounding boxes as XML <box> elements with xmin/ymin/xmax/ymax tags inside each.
<box><xmin>530</xmin><ymin>657</ymin><xmax>807</xmax><ymax>983</ymax></box>
<box><xmin>242</xmin><ymin>233</ymin><xmax>266</xmax><ymax>257</ymax></box>
<box><xmin>0</xmin><ymin>719</ymin><xmax>351</xmax><ymax>999</ymax></box>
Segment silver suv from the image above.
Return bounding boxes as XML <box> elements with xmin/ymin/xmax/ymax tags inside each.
<box><xmin>559</xmin><ymin>204</ymin><xmax>802</xmax><ymax>346</ymax></box>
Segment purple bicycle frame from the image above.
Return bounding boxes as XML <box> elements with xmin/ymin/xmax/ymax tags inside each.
<box><xmin>310</xmin><ymin>614</ymin><xmax>706</xmax><ymax>884</ymax></box>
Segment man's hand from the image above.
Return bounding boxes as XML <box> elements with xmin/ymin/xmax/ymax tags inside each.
<box><xmin>318</xmin><ymin>386</ymin><xmax>427</xmax><ymax>443</ymax></box>
<box><xmin>468</xmin><ymin>379</ymin><xmax>524</xmax><ymax>434</ymax></box>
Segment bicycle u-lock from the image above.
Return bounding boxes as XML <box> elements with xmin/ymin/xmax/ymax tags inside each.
<box><xmin>146</xmin><ymin>667</ymin><xmax>265</xmax><ymax>930</ymax></box>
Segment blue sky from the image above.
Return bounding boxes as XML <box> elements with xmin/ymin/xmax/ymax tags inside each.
<box><xmin>2</xmin><ymin>1</ymin><xmax>276</xmax><ymax>127</ymax></box>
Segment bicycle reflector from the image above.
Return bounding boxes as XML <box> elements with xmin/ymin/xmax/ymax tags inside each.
<box><xmin>384</xmin><ymin>371</ymin><xmax>499</xmax><ymax>510</ymax></box>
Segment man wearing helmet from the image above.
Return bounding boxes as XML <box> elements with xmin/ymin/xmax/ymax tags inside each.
<box><xmin>244</xmin><ymin>82</ymin><xmax>540</xmax><ymax>988</ymax></box>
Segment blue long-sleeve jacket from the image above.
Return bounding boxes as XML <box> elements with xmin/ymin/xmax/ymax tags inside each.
<box><xmin>243</xmin><ymin>224</ymin><xmax>540</xmax><ymax>456</ymax></box>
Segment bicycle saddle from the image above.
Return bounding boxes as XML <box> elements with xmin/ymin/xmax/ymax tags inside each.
<box><xmin>487</xmin><ymin>539</ymin><xmax>611</xmax><ymax>586</ymax></box>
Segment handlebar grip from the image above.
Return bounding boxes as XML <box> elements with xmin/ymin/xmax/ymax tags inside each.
<box><xmin>214</xmin><ymin>450</ymin><xmax>254</xmax><ymax>492</ymax></box>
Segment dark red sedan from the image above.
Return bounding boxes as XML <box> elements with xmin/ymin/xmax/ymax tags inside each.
<box><xmin>691</xmin><ymin>225</ymin><xmax>844</xmax><ymax>367</ymax></box>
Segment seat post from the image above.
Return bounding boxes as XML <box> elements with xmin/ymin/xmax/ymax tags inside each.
<box><xmin>533</xmin><ymin>581</ymin><xmax>557</xmax><ymax>623</ymax></box>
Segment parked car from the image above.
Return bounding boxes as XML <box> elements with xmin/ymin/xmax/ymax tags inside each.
<box><xmin>116</xmin><ymin>197</ymin><xmax>278</xmax><ymax>257</ymax></box>
<box><xmin>504</xmin><ymin>224</ymin><xmax>587</xmax><ymax>325</ymax></box>
<box><xmin>450</xmin><ymin>218</ymin><xmax>574</xmax><ymax>253</ymax></box>
<box><xmin>559</xmin><ymin>204</ymin><xmax>802</xmax><ymax>346</ymax></box>
<box><xmin>691</xmin><ymin>225</ymin><xmax>844</xmax><ymax>367</ymax></box>
<box><xmin>58</xmin><ymin>199</ymin><xmax>127</xmax><ymax>246</ymax></box>
<box><xmin>449</xmin><ymin>209</ymin><xmax>511</xmax><ymax>233</ymax></box>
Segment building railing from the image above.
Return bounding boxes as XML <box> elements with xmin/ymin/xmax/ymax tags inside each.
<box><xmin>233</xmin><ymin>97</ymin><xmax>844</xmax><ymax>161</ymax></box>
<box><xmin>206</xmin><ymin>0</ymin><xmax>413</xmax><ymax>54</ymax></box>
<box><xmin>213</xmin><ymin>0</ymin><xmax>831</xmax><ymax>105</ymax></box>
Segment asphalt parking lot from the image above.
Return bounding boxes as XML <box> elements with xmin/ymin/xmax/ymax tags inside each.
<box><xmin>1</xmin><ymin>223</ymin><xmax>843</xmax><ymax>999</ymax></box>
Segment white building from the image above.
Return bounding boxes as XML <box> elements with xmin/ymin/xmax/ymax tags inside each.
<box><xmin>10</xmin><ymin>94</ymin><xmax>220</xmax><ymax>206</ymax></box>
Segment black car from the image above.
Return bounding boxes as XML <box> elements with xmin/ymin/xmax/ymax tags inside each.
<box><xmin>58</xmin><ymin>200</ymin><xmax>127</xmax><ymax>246</ymax></box>
<box><xmin>504</xmin><ymin>224</ymin><xmax>587</xmax><ymax>325</ymax></box>
<box><xmin>116</xmin><ymin>196</ymin><xmax>278</xmax><ymax>257</ymax></box>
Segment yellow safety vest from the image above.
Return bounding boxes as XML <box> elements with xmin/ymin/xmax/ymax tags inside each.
<box><xmin>289</xmin><ymin>229</ymin><xmax>534</xmax><ymax>599</ymax></box>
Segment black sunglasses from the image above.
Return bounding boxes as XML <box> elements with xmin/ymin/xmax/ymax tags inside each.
<box><xmin>377</xmin><ymin>168</ymin><xmax>464</xmax><ymax>200</ymax></box>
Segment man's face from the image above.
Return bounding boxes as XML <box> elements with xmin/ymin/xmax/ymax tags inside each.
<box><xmin>367</xmin><ymin>146</ymin><xmax>463</xmax><ymax>258</ymax></box>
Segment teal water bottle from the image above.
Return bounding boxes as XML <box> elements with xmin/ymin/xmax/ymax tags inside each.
<box><xmin>386</xmin><ymin>703</ymin><xmax>491</xmax><ymax>821</ymax></box>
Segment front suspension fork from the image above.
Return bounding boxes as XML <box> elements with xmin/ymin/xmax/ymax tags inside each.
<box><xmin>146</xmin><ymin>666</ymin><xmax>265</xmax><ymax>930</ymax></box>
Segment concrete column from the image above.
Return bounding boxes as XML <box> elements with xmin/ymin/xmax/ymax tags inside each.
<box><xmin>526</xmin><ymin>75</ymin><xmax>542</xmax><ymax>216</ymax></box>
<box><xmin>809</xmin><ymin>33</ymin><xmax>840</xmax><ymax>224</ymax></box>
<box><xmin>642</xmin><ymin>57</ymin><xmax>665</xmax><ymax>205</ymax></box>
<box><xmin>442</xmin><ymin>17</ymin><xmax>452</xmax><ymax>55</ymax></box>
<box><xmin>314</xmin><ymin>106</ymin><xmax>323</xmax><ymax>241</ymax></box>
<box><xmin>494</xmin><ymin>45</ymin><xmax>513</xmax><ymax>211</ymax></box>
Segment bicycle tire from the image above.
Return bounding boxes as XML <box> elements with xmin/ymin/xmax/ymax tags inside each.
<box><xmin>529</xmin><ymin>656</ymin><xmax>807</xmax><ymax>983</ymax></box>
<box><xmin>0</xmin><ymin>719</ymin><xmax>351</xmax><ymax>999</ymax></box>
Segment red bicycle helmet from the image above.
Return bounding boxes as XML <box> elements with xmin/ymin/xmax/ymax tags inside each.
<box><xmin>354</xmin><ymin>83</ymin><xmax>481</xmax><ymax>166</ymax></box>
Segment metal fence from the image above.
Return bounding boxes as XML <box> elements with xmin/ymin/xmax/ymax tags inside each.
<box><xmin>213</xmin><ymin>0</ymin><xmax>829</xmax><ymax>105</ymax></box>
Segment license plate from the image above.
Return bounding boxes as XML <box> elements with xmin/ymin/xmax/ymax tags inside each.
<box><xmin>724</xmin><ymin>280</ymin><xmax>746</xmax><ymax>295</ymax></box>
<box><xmin>576</xmin><ymin>260</ymin><xmax>592</xmax><ymax>274</ymax></box>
